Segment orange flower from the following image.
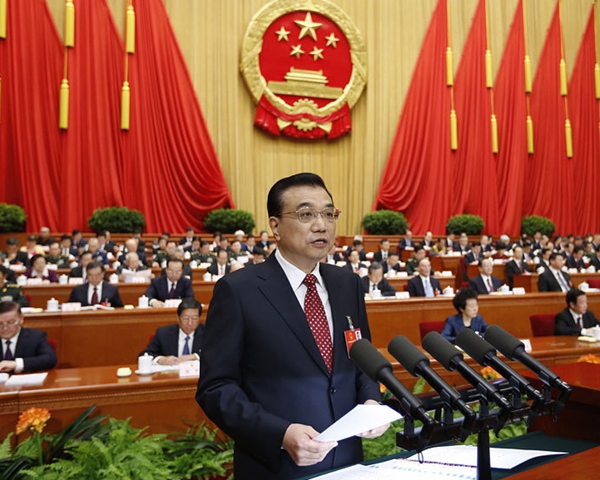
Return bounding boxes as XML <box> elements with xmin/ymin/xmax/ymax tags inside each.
<box><xmin>16</xmin><ymin>407</ymin><xmax>51</xmax><ymax>435</ymax></box>
<box><xmin>379</xmin><ymin>383</ymin><xmax>387</xmax><ymax>394</ymax></box>
<box><xmin>577</xmin><ymin>354</ymin><xmax>600</xmax><ymax>364</ymax></box>
<box><xmin>480</xmin><ymin>366</ymin><xmax>501</xmax><ymax>381</ymax></box>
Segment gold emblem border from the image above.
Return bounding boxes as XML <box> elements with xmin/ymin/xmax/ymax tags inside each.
<box><xmin>240</xmin><ymin>0</ymin><xmax>367</xmax><ymax>117</ymax></box>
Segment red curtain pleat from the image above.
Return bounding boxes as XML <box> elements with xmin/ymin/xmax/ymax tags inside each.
<box><xmin>121</xmin><ymin>0</ymin><xmax>233</xmax><ymax>233</ymax></box>
<box><xmin>451</xmin><ymin>0</ymin><xmax>500</xmax><ymax>234</ymax></box>
<box><xmin>493</xmin><ymin>0</ymin><xmax>528</xmax><ymax>234</ymax></box>
<box><xmin>568</xmin><ymin>8</ymin><xmax>599</xmax><ymax>233</ymax></box>
<box><xmin>373</xmin><ymin>0</ymin><xmax>453</xmax><ymax>234</ymax></box>
<box><xmin>523</xmin><ymin>2</ymin><xmax>575</xmax><ymax>234</ymax></box>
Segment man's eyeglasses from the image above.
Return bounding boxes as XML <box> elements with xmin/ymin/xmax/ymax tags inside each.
<box><xmin>179</xmin><ymin>316</ymin><xmax>200</xmax><ymax>323</ymax></box>
<box><xmin>0</xmin><ymin>319</ymin><xmax>20</xmax><ymax>328</ymax></box>
<box><xmin>279</xmin><ymin>206</ymin><xmax>341</xmax><ymax>223</ymax></box>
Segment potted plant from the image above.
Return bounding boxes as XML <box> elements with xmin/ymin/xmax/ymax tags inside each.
<box><xmin>520</xmin><ymin>216</ymin><xmax>555</xmax><ymax>237</ymax></box>
<box><xmin>0</xmin><ymin>203</ymin><xmax>27</xmax><ymax>233</ymax></box>
<box><xmin>203</xmin><ymin>209</ymin><xmax>255</xmax><ymax>234</ymax></box>
<box><xmin>88</xmin><ymin>206</ymin><xmax>146</xmax><ymax>234</ymax></box>
<box><xmin>361</xmin><ymin>210</ymin><xmax>409</xmax><ymax>235</ymax></box>
<box><xmin>446</xmin><ymin>214</ymin><xmax>485</xmax><ymax>235</ymax></box>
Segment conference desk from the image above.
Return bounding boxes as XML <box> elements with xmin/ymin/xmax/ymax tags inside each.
<box><xmin>513</xmin><ymin>272</ymin><xmax>599</xmax><ymax>293</ymax></box>
<box><xmin>0</xmin><ymin>365</ymin><xmax>208</xmax><ymax>441</ymax></box>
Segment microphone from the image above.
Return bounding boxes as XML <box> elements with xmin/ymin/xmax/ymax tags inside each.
<box><xmin>422</xmin><ymin>331</ymin><xmax>512</xmax><ymax>412</ymax></box>
<box><xmin>455</xmin><ymin>328</ymin><xmax>544</xmax><ymax>403</ymax></box>
<box><xmin>349</xmin><ymin>338</ymin><xmax>436</xmax><ymax>430</ymax></box>
<box><xmin>388</xmin><ymin>335</ymin><xmax>476</xmax><ymax>425</ymax></box>
<box><xmin>484</xmin><ymin>325</ymin><xmax>571</xmax><ymax>392</ymax></box>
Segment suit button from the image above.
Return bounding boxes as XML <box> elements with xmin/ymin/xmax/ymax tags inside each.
<box><xmin>330</xmin><ymin>387</ymin><xmax>336</xmax><ymax>394</ymax></box>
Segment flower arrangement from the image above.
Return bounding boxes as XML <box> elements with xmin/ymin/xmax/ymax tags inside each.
<box><xmin>577</xmin><ymin>354</ymin><xmax>600</xmax><ymax>364</ymax></box>
<box><xmin>15</xmin><ymin>408</ymin><xmax>51</xmax><ymax>435</ymax></box>
<box><xmin>480</xmin><ymin>366</ymin><xmax>501</xmax><ymax>381</ymax></box>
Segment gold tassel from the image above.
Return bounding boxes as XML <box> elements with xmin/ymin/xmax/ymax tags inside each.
<box><xmin>526</xmin><ymin>115</ymin><xmax>534</xmax><ymax>154</ymax></box>
<box><xmin>0</xmin><ymin>0</ymin><xmax>6</xmax><ymax>39</ymax></box>
<box><xmin>446</xmin><ymin>47</ymin><xmax>453</xmax><ymax>86</ymax></box>
<box><xmin>559</xmin><ymin>59</ymin><xmax>568</xmax><ymax>96</ymax></box>
<box><xmin>595</xmin><ymin>64</ymin><xmax>600</xmax><ymax>100</ymax></box>
<box><xmin>64</xmin><ymin>0</ymin><xmax>75</xmax><ymax>48</ymax></box>
<box><xmin>524</xmin><ymin>55</ymin><xmax>532</xmax><ymax>93</ymax></box>
<box><xmin>565</xmin><ymin>119</ymin><xmax>573</xmax><ymax>158</ymax></box>
<box><xmin>485</xmin><ymin>49</ymin><xmax>493</xmax><ymax>88</ymax></box>
<box><xmin>126</xmin><ymin>5</ymin><xmax>135</xmax><ymax>54</ymax></box>
<box><xmin>121</xmin><ymin>81</ymin><xmax>131</xmax><ymax>130</ymax></box>
<box><xmin>491</xmin><ymin>114</ymin><xmax>498</xmax><ymax>153</ymax></box>
<box><xmin>59</xmin><ymin>79</ymin><xmax>70</xmax><ymax>129</ymax></box>
<box><xmin>450</xmin><ymin>109</ymin><xmax>458</xmax><ymax>151</ymax></box>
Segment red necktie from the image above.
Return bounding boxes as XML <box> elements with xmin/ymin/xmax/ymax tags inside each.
<box><xmin>4</xmin><ymin>340</ymin><xmax>14</xmax><ymax>360</ymax></box>
<box><xmin>91</xmin><ymin>287</ymin><xmax>98</xmax><ymax>305</ymax></box>
<box><xmin>487</xmin><ymin>278</ymin><xmax>494</xmax><ymax>292</ymax></box>
<box><xmin>577</xmin><ymin>316</ymin><xmax>582</xmax><ymax>329</ymax></box>
<box><xmin>303</xmin><ymin>274</ymin><xmax>333</xmax><ymax>373</ymax></box>
<box><xmin>169</xmin><ymin>283</ymin><xmax>176</xmax><ymax>298</ymax></box>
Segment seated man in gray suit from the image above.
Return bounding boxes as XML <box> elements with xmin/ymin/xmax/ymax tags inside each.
<box><xmin>555</xmin><ymin>289</ymin><xmax>600</xmax><ymax>336</ymax></box>
<box><xmin>140</xmin><ymin>298</ymin><xmax>204</xmax><ymax>365</ymax></box>
<box><xmin>0</xmin><ymin>301</ymin><xmax>57</xmax><ymax>373</ymax></box>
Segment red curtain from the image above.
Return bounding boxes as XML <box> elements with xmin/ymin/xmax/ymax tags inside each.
<box><xmin>568</xmin><ymin>8</ymin><xmax>599</xmax><ymax>234</ymax></box>
<box><xmin>374</xmin><ymin>0</ymin><xmax>453</xmax><ymax>234</ymax></box>
<box><xmin>493</xmin><ymin>0</ymin><xmax>529</xmax><ymax>234</ymax></box>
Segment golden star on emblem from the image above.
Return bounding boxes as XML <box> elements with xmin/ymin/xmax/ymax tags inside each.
<box><xmin>325</xmin><ymin>33</ymin><xmax>339</xmax><ymax>48</ymax></box>
<box><xmin>310</xmin><ymin>47</ymin><xmax>324</xmax><ymax>61</ymax></box>
<box><xmin>294</xmin><ymin>12</ymin><xmax>322</xmax><ymax>41</ymax></box>
<box><xmin>290</xmin><ymin>44</ymin><xmax>304</xmax><ymax>58</ymax></box>
<box><xmin>275</xmin><ymin>26</ymin><xmax>290</xmax><ymax>42</ymax></box>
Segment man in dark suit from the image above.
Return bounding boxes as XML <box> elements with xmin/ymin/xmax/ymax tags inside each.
<box><xmin>2</xmin><ymin>237</ymin><xmax>30</xmax><ymax>268</ymax></box>
<box><xmin>69</xmin><ymin>251</ymin><xmax>94</xmax><ymax>282</ymax></box>
<box><xmin>555</xmin><ymin>289</ymin><xmax>600</xmax><ymax>335</ymax></box>
<box><xmin>0</xmin><ymin>266</ymin><xmax>29</xmax><ymax>307</ymax></box>
<box><xmin>407</xmin><ymin>258</ymin><xmax>441</xmax><ymax>297</ymax></box>
<box><xmin>566</xmin><ymin>246</ymin><xmax>586</xmax><ymax>271</ymax></box>
<box><xmin>589</xmin><ymin>249</ymin><xmax>600</xmax><ymax>272</ymax></box>
<box><xmin>145</xmin><ymin>258</ymin><xmax>194</xmax><ymax>307</ymax></box>
<box><xmin>207</xmin><ymin>249</ymin><xmax>231</xmax><ymax>276</ymax></box>
<box><xmin>464</xmin><ymin>241</ymin><xmax>484</xmax><ymax>265</ymax></box>
<box><xmin>372</xmin><ymin>238</ymin><xmax>391</xmax><ymax>263</ymax></box>
<box><xmin>197</xmin><ymin>173</ymin><xmax>385</xmax><ymax>480</ymax></box>
<box><xmin>97</xmin><ymin>231</ymin><xmax>117</xmax><ymax>255</ymax></box>
<box><xmin>505</xmin><ymin>246</ymin><xmax>530</xmax><ymax>288</ymax></box>
<box><xmin>469</xmin><ymin>258</ymin><xmax>503</xmax><ymax>294</ymax></box>
<box><xmin>0</xmin><ymin>301</ymin><xmax>57</xmax><ymax>373</ymax></box>
<box><xmin>67</xmin><ymin>262</ymin><xmax>124</xmax><ymax>307</ymax></box>
<box><xmin>381</xmin><ymin>252</ymin><xmax>402</xmax><ymax>275</ymax></box>
<box><xmin>538</xmin><ymin>253</ymin><xmax>573</xmax><ymax>292</ymax></box>
<box><xmin>140</xmin><ymin>298</ymin><xmax>203</xmax><ymax>364</ymax></box>
<box><xmin>397</xmin><ymin>230</ymin><xmax>414</xmax><ymax>251</ymax></box>
<box><xmin>361</xmin><ymin>262</ymin><xmax>396</xmax><ymax>297</ymax></box>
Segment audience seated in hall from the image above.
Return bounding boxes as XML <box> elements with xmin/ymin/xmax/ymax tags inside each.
<box><xmin>169</xmin><ymin>248</ymin><xmax>194</xmax><ymax>279</ymax></box>
<box><xmin>86</xmin><ymin>237</ymin><xmax>109</xmax><ymax>267</ymax></box>
<box><xmin>116</xmin><ymin>252</ymin><xmax>152</xmax><ymax>282</ymax></box>
<box><xmin>118</xmin><ymin>238</ymin><xmax>148</xmax><ymax>266</ymax></box>
<box><xmin>456</xmin><ymin>233</ymin><xmax>471</xmax><ymax>254</ymax></box>
<box><xmin>343</xmin><ymin>249</ymin><xmax>367</xmax><ymax>276</ymax></box>
<box><xmin>382</xmin><ymin>252</ymin><xmax>402</xmax><ymax>275</ymax></box>
<box><xmin>70</xmin><ymin>251</ymin><xmax>94</xmax><ymax>282</ymax></box>
<box><xmin>464</xmin><ymin>241</ymin><xmax>484</xmax><ymax>265</ymax></box>
<box><xmin>21</xmin><ymin>235</ymin><xmax>45</xmax><ymax>259</ymax></box>
<box><xmin>372</xmin><ymin>238</ymin><xmax>392</xmax><ymax>263</ymax></box>
<box><xmin>407</xmin><ymin>258</ymin><xmax>441</xmax><ymax>297</ymax></box>
<box><xmin>190</xmin><ymin>240</ymin><xmax>216</xmax><ymax>265</ymax></box>
<box><xmin>96</xmin><ymin>230</ymin><xmax>117</xmax><ymax>256</ymax></box>
<box><xmin>441</xmin><ymin>288</ymin><xmax>489</xmax><ymax>344</ymax></box>
<box><xmin>153</xmin><ymin>240</ymin><xmax>177</xmax><ymax>268</ymax></box>
<box><xmin>323</xmin><ymin>244</ymin><xmax>343</xmax><ymax>264</ymax></box>
<box><xmin>179</xmin><ymin>227</ymin><xmax>195</xmax><ymax>248</ymax></box>
<box><xmin>184</xmin><ymin>236</ymin><xmax>202</xmax><ymax>255</ymax></box>
<box><xmin>233</xmin><ymin>230</ymin><xmax>248</xmax><ymax>252</ymax></box>
<box><xmin>36</xmin><ymin>226</ymin><xmax>55</xmax><ymax>248</ymax></box>
<box><xmin>45</xmin><ymin>242</ymin><xmax>71</xmax><ymax>269</ymax></box>
<box><xmin>67</xmin><ymin>262</ymin><xmax>124</xmax><ymax>307</ymax></box>
<box><xmin>469</xmin><ymin>258</ymin><xmax>503</xmax><ymax>294</ymax></box>
<box><xmin>419</xmin><ymin>231</ymin><xmax>434</xmax><ymax>249</ymax></box>
<box><xmin>554</xmin><ymin>288</ymin><xmax>600</xmax><ymax>336</ymax></box>
<box><xmin>60</xmin><ymin>234</ymin><xmax>79</xmax><ymax>260</ymax></box>
<box><xmin>566</xmin><ymin>245</ymin><xmax>586</xmax><ymax>272</ymax></box>
<box><xmin>245</xmin><ymin>247</ymin><xmax>266</xmax><ymax>267</ymax></box>
<box><xmin>361</xmin><ymin>262</ymin><xmax>396</xmax><ymax>297</ymax></box>
<box><xmin>405</xmin><ymin>245</ymin><xmax>426</xmax><ymax>276</ymax></box>
<box><xmin>538</xmin><ymin>253</ymin><xmax>573</xmax><ymax>292</ymax></box>
<box><xmin>146</xmin><ymin>258</ymin><xmax>194</xmax><ymax>307</ymax></box>
<box><xmin>397</xmin><ymin>230</ymin><xmax>415</xmax><ymax>251</ymax></box>
<box><xmin>139</xmin><ymin>297</ymin><xmax>204</xmax><ymax>365</ymax></box>
<box><xmin>71</xmin><ymin>229</ymin><xmax>88</xmax><ymax>255</ymax></box>
<box><xmin>2</xmin><ymin>237</ymin><xmax>30</xmax><ymax>268</ymax></box>
<box><xmin>0</xmin><ymin>266</ymin><xmax>29</xmax><ymax>307</ymax></box>
<box><xmin>207</xmin><ymin>249</ymin><xmax>231</xmax><ymax>276</ymax></box>
<box><xmin>431</xmin><ymin>237</ymin><xmax>446</xmax><ymax>256</ymax></box>
<box><xmin>344</xmin><ymin>239</ymin><xmax>368</xmax><ymax>262</ymax></box>
<box><xmin>25</xmin><ymin>254</ymin><xmax>58</xmax><ymax>284</ymax></box>
<box><xmin>229</xmin><ymin>240</ymin><xmax>248</xmax><ymax>263</ymax></box>
<box><xmin>504</xmin><ymin>245</ymin><xmax>530</xmax><ymax>289</ymax></box>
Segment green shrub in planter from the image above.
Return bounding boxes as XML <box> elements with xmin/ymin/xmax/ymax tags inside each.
<box><xmin>88</xmin><ymin>207</ymin><xmax>146</xmax><ymax>234</ymax></box>
<box><xmin>203</xmin><ymin>209</ymin><xmax>255</xmax><ymax>234</ymax></box>
<box><xmin>0</xmin><ymin>204</ymin><xmax>26</xmax><ymax>233</ymax></box>
<box><xmin>361</xmin><ymin>210</ymin><xmax>409</xmax><ymax>235</ymax></box>
<box><xmin>446</xmin><ymin>214</ymin><xmax>484</xmax><ymax>235</ymax></box>
<box><xmin>521</xmin><ymin>215</ymin><xmax>555</xmax><ymax>237</ymax></box>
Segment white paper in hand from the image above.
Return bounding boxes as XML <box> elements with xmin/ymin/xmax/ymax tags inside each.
<box><xmin>314</xmin><ymin>404</ymin><xmax>401</xmax><ymax>442</ymax></box>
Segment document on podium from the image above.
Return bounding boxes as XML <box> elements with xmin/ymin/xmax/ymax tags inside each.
<box><xmin>314</xmin><ymin>404</ymin><xmax>402</xmax><ymax>442</ymax></box>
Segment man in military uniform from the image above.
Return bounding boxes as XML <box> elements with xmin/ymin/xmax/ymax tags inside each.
<box><xmin>190</xmin><ymin>241</ymin><xmax>216</xmax><ymax>265</ymax></box>
<box><xmin>45</xmin><ymin>242</ymin><xmax>71</xmax><ymax>269</ymax></box>
<box><xmin>0</xmin><ymin>266</ymin><xmax>29</xmax><ymax>308</ymax></box>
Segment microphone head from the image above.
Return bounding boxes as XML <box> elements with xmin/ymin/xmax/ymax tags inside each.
<box><xmin>484</xmin><ymin>325</ymin><xmax>524</xmax><ymax>360</ymax></box>
<box><xmin>422</xmin><ymin>331</ymin><xmax>464</xmax><ymax>371</ymax></box>
<box><xmin>388</xmin><ymin>335</ymin><xmax>429</xmax><ymax>376</ymax></box>
<box><xmin>455</xmin><ymin>328</ymin><xmax>496</xmax><ymax>365</ymax></box>
<box><xmin>349</xmin><ymin>338</ymin><xmax>391</xmax><ymax>381</ymax></box>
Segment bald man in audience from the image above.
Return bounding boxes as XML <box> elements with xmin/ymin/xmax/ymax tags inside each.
<box><xmin>407</xmin><ymin>258</ymin><xmax>441</xmax><ymax>297</ymax></box>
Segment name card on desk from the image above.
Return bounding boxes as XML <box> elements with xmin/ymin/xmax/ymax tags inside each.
<box><xmin>68</xmin><ymin>277</ymin><xmax>84</xmax><ymax>285</ymax></box>
<box><xmin>513</xmin><ymin>287</ymin><xmax>526</xmax><ymax>295</ymax></box>
<box><xmin>62</xmin><ymin>302</ymin><xmax>82</xmax><ymax>312</ymax></box>
<box><xmin>179</xmin><ymin>360</ymin><xmax>199</xmax><ymax>377</ymax></box>
<box><xmin>395</xmin><ymin>292</ymin><xmax>410</xmax><ymax>299</ymax></box>
<box><xmin>164</xmin><ymin>299</ymin><xmax>182</xmax><ymax>308</ymax></box>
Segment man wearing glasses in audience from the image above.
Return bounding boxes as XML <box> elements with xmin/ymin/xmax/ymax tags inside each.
<box><xmin>145</xmin><ymin>258</ymin><xmax>195</xmax><ymax>307</ymax></box>
<box><xmin>0</xmin><ymin>301</ymin><xmax>57</xmax><ymax>373</ymax></box>
<box><xmin>139</xmin><ymin>298</ymin><xmax>203</xmax><ymax>365</ymax></box>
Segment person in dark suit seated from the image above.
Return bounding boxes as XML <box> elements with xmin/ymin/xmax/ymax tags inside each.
<box><xmin>589</xmin><ymin>248</ymin><xmax>600</xmax><ymax>272</ymax></box>
<box><xmin>117</xmin><ymin>238</ymin><xmax>148</xmax><ymax>266</ymax></box>
<box><xmin>397</xmin><ymin>230</ymin><xmax>414</xmax><ymax>251</ymax></box>
<box><xmin>344</xmin><ymin>239</ymin><xmax>368</xmax><ymax>262</ymax></box>
<box><xmin>555</xmin><ymin>289</ymin><xmax>600</xmax><ymax>336</ymax></box>
<box><xmin>190</xmin><ymin>240</ymin><xmax>216</xmax><ymax>265</ymax></box>
<box><xmin>67</xmin><ymin>262</ymin><xmax>124</xmax><ymax>307</ymax></box>
<box><xmin>372</xmin><ymin>238</ymin><xmax>391</xmax><ymax>263</ymax></box>
<box><xmin>197</xmin><ymin>173</ymin><xmax>386</xmax><ymax>480</ymax></box>
<box><xmin>146</xmin><ymin>258</ymin><xmax>194</xmax><ymax>308</ymax></box>
<box><xmin>0</xmin><ymin>266</ymin><xmax>29</xmax><ymax>307</ymax></box>
<box><xmin>2</xmin><ymin>237</ymin><xmax>30</xmax><ymax>268</ymax></box>
<box><xmin>139</xmin><ymin>297</ymin><xmax>204</xmax><ymax>365</ymax></box>
<box><xmin>179</xmin><ymin>227</ymin><xmax>195</xmax><ymax>248</ymax></box>
<box><xmin>343</xmin><ymin>249</ymin><xmax>367</xmax><ymax>275</ymax></box>
<box><xmin>69</xmin><ymin>251</ymin><xmax>94</xmax><ymax>282</ymax></box>
<box><xmin>245</xmin><ymin>246</ymin><xmax>266</xmax><ymax>267</ymax></box>
<box><xmin>86</xmin><ymin>237</ymin><xmax>109</xmax><ymax>267</ymax></box>
<box><xmin>323</xmin><ymin>244</ymin><xmax>342</xmax><ymax>264</ymax></box>
<box><xmin>207</xmin><ymin>249</ymin><xmax>231</xmax><ymax>276</ymax></box>
<box><xmin>419</xmin><ymin>231</ymin><xmax>434</xmax><ymax>249</ymax></box>
<box><xmin>504</xmin><ymin>246</ymin><xmax>530</xmax><ymax>288</ymax></box>
<box><xmin>361</xmin><ymin>262</ymin><xmax>396</xmax><ymax>297</ymax></box>
<box><xmin>60</xmin><ymin>234</ymin><xmax>79</xmax><ymax>259</ymax></box>
<box><xmin>456</xmin><ymin>233</ymin><xmax>471</xmax><ymax>254</ymax></box>
<box><xmin>464</xmin><ymin>241</ymin><xmax>484</xmax><ymax>265</ymax></box>
<box><xmin>535</xmin><ymin>247</ymin><xmax>552</xmax><ymax>273</ymax></box>
<box><xmin>469</xmin><ymin>258</ymin><xmax>503</xmax><ymax>294</ymax></box>
<box><xmin>405</xmin><ymin>245</ymin><xmax>426</xmax><ymax>276</ymax></box>
<box><xmin>407</xmin><ymin>258</ymin><xmax>441</xmax><ymax>297</ymax></box>
<box><xmin>116</xmin><ymin>252</ymin><xmax>152</xmax><ymax>282</ymax></box>
<box><xmin>132</xmin><ymin>228</ymin><xmax>147</xmax><ymax>253</ymax></box>
<box><xmin>71</xmin><ymin>229</ymin><xmax>88</xmax><ymax>255</ymax></box>
<box><xmin>441</xmin><ymin>288</ymin><xmax>489</xmax><ymax>343</ymax></box>
<box><xmin>566</xmin><ymin>245</ymin><xmax>586</xmax><ymax>271</ymax></box>
<box><xmin>382</xmin><ymin>252</ymin><xmax>402</xmax><ymax>275</ymax></box>
<box><xmin>96</xmin><ymin>231</ymin><xmax>117</xmax><ymax>256</ymax></box>
<box><xmin>45</xmin><ymin>242</ymin><xmax>71</xmax><ymax>269</ymax></box>
<box><xmin>445</xmin><ymin>232</ymin><xmax>459</xmax><ymax>252</ymax></box>
<box><xmin>36</xmin><ymin>226</ymin><xmax>55</xmax><ymax>247</ymax></box>
<box><xmin>25</xmin><ymin>254</ymin><xmax>59</xmax><ymax>283</ymax></box>
<box><xmin>0</xmin><ymin>301</ymin><xmax>57</xmax><ymax>373</ymax></box>
<box><xmin>538</xmin><ymin>253</ymin><xmax>573</xmax><ymax>292</ymax></box>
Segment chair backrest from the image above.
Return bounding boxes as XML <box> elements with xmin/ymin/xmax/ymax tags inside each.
<box><xmin>419</xmin><ymin>321</ymin><xmax>446</xmax><ymax>341</ymax></box>
<box><xmin>529</xmin><ymin>314</ymin><xmax>555</xmax><ymax>337</ymax></box>
<box><xmin>587</xmin><ymin>278</ymin><xmax>600</xmax><ymax>289</ymax></box>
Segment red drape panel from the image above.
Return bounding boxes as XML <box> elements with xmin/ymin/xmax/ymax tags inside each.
<box><xmin>568</xmin><ymin>8</ymin><xmax>600</xmax><ymax>234</ymax></box>
<box><xmin>60</xmin><ymin>0</ymin><xmax>125</xmax><ymax>231</ymax></box>
<box><xmin>121</xmin><ymin>0</ymin><xmax>233</xmax><ymax>233</ymax></box>
<box><xmin>0</xmin><ymin>0</ymin><xmax>63</xmax><ymax>230</ymax></box>
<box><xmin>451</xmin><ymin>0</ymin><xmax>500</xmax><ymax>234</ymax></box>
<box><xmin>493</xmin><ymin>0</ymin><xmax>528</xmax><ymax>234</ymax></box>
<box><xmin>373</xmin><ymin>0</ymin><xmax>453</xmax><ymax>234</ymax></box>
<box><xmin>523</xmin><ymin>2</ymin><xmax>574</xmax><ymax>234</ymax></box>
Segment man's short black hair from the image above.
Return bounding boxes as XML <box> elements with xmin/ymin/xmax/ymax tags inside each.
<box><xmin>549</xmin><ymin>252</ymin><xmax>562</xmax><ymax>262</ymax></box>
<box><xmin>566</xmin><ymin>288</ymin><xmax>585</xmax><ymax>307</ymax></box>
<box><xmin>0</xmin><ymin>301</ymin><xmax>20</xmax><ymax>315</ymax></box>
<box><xmin>267</xmin><ymin>172</ymin><xmax>333</xmax><ymax>217</ymax></box>
<box><xmin>86</xmin><ymin>261</ymin><xmax>104</xmax><ymax>273</ymax></box>
<box><xmin>6</xmin><ymin>237</ymin><xmax>19</xmax><ymax>246</ymax></box>
<box><xmin>177</xmin><ymin>297</ymin><xmax>202</xmax><ymax>317</ymax></box>
<box><xmin>368</xmin><ymin>262</ymin><xmax>383</xmax><ymax>274</ymax></box>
